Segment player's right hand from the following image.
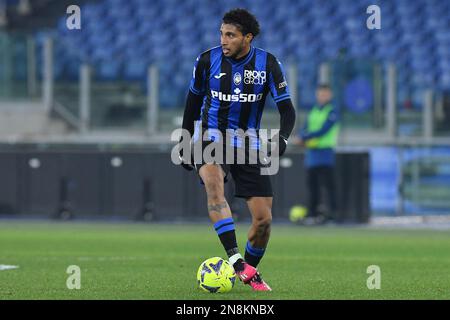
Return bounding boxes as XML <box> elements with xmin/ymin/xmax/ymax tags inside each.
<box><xmin>178</xmin><ymin>148</ymin><xmax>194</xmax><ymax>171</ymax></box>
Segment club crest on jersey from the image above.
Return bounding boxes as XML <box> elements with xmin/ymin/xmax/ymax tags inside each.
<box><xmin>233</xmin><ymin>72</ymin><xmax>242</xmax><ymax>85</ymax></box>
<box><xmin>244</xmin><ymin>70</ymin><xmax>266</xmax><ymax>85</ymax></box>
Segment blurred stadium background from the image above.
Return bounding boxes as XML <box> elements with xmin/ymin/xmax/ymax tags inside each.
<box><xmin>0</xmin><ymin>0</ymin><xmax>449</xmax><ymax>223</ymax></box>
<box><xmin>2</xmin><ymin>0</ymin><xmax>450</xmax><ymax>301</ymax></box>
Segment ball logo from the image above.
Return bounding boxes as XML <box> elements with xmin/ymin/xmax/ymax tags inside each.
<box><xmin>244</xmin><ymin>70</ymin><xmax>266</xmax><ymax>85</ymax></box>
<box><xmin>233</xmin><ymin>72</ymin><xmax>242</xmax><ymax>85</ymax></box>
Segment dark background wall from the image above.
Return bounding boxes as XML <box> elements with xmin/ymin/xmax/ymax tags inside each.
<box><xmin>0</xmin><ymin>148</ymin><xmax>370</xmax><ymax>223</ymax></box>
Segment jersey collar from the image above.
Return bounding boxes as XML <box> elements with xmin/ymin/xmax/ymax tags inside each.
<box><xmin>225</xmin><ymin>46</ymin><xmax>255</xmax><ymax>66</ymax></box>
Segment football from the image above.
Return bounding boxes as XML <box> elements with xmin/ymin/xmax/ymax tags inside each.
<box><xmin>197</xmin><ymin>257</ymin><xmax>236</xmax><ymax>293</ymax></box>
<box><xmin>289</xmin><ymin>205</ymin><xmax>307</xmax><ymax>223</ymax></box>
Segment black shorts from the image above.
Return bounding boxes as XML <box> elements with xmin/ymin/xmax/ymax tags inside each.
<box><xmin>192</xmin><ymin>140</ymin><xmax>273</xmax><ymax>199</ymax></box>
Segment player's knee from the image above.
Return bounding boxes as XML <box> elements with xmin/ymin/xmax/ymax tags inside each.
<box><xmin>253</xmin><ymin>216</ymin><xmax>272</xmax><ymax>238</ymax></box>
<box><xmin>253</xmin><ymin>215</ymin><xmax>272</xmax><ymax>229</ymax></box>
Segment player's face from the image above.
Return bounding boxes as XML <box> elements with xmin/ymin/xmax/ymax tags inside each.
<box><xmin>316</xmin><ymin>88</ymin><xmax>332</xmax><ymax>105</ymax></box>
<box><xmin>220</xmin><ymin>23</ymin><xmax>251</xmax><ymax>59</ymax></box>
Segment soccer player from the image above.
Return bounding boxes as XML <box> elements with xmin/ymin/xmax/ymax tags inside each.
<box><xmin>178</xmin><ymin>8</ymin><xmax>296</xmax><ymax>291</ymax></box>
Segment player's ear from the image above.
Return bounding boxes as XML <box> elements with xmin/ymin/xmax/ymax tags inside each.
<box><xmin>245</xmin><ymin>33</ymin><xmax>253</xmax><ymax>43</ymax></box>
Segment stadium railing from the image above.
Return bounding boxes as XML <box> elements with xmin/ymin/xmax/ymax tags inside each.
<box><xmin>0</xmin><ymin>31</ymin><xmax>38</xmax><ymax>100</ymax></box>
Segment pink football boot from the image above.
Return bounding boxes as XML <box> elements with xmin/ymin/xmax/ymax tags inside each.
<box><xmin>235</xmin><ymin>262</ymin><xmax>257</xmax><ymax>283</ymax></box>
<box><xmin>248</xmin><ymin>272</ymin><xmax>272</xmax><ymax>291</ymax></box>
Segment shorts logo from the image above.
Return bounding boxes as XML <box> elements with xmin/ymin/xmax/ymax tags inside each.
<box><xmin>233</xmin><ymin>72</ymin><xmax>242</xmax><ymax>85</ymax></box>
<box><xmin>244</xmin><ymin>70</ymin><xmax>266</xmax><ymax>85</ymax></box>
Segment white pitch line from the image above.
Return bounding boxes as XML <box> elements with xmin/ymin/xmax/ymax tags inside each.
<box><xmin>0</xmin><ymin>265</ymin><xmax>19</xmax><ymax>271</ymax></box>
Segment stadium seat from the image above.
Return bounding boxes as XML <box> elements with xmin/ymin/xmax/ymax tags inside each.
<box><xmin>123</xmin><ymin>58</ymin><xmax>149</xmax><ymax>81</ymax></box>
<box><xmin>31</xmin><ymin>0</ymin><xmax>446</xmax><ymax>108</ymax></box>
<box><xmin>97</xmin><ymin>59</ymin><xmax>123</xmax><ymax>81</ymax></box>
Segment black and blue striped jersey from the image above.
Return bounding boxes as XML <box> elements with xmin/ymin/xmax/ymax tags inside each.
<box><xmin>189</xmin><ymin>46</ymin><xmax>291</xmax><ymax>145</ymax></box>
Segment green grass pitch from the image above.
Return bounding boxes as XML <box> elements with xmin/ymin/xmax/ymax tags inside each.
<box><xmin>0</xmin><ymin>221</ymin><xmax>449</xmax><ymax>299</ymax></box>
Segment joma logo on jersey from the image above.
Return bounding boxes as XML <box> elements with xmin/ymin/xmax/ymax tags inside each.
<box><xmin>244</xmin><ymin>70</ymin><xmax>266</xmax><ymax>85</ymax></box>
<box><xmin>211</xmin><ymin>90</ymin><xmax>263</xmax><ymax>102</ymax></box>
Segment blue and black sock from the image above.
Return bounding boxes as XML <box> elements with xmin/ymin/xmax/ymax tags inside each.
<box><xmin>245</xmin><ymin>241</ymin><xmax>266</xmax><ymax>268</ymax></box>
<box><xmin>214</xmin><ymin>217</ymin><xmax>244</xmax><ymax>272</ymax></box>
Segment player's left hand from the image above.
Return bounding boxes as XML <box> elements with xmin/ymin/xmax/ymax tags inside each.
<box><xmin>268</xmin><ymin>132</ymin><xmax>288</xmax><ymax>157</ymax></box>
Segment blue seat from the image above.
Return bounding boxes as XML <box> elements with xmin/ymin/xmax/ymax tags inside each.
<box><xmin>91</xmin><ymin>46</ymin><xmax>114</xmax><ymax>60</ymax></box>
<box><xmin>159</xmin><ymin>88</ymin><xmax>180</xmax><ymax>109</ymax></box>
<box><xmin>435</xmin><ymin>31</ymin><xmax>450</xmax><ymax>44</ymax></box>
<box><xmin>412</xmin><ymin>71</ymin><xmax>436</xmax><ymax>87</ymax></box>
<box><xmin>134</xmin><ymin>0</ymin><xmax>157</xmax><ymax>6</ymax></box>
<box><xmin>135</xmin><ymin>5</ymin><xmax>158</xmax><ymax>19</ymax></box>
<box><xmin>410</xmin><ymin>59</ymin><xmax>433</xmax><ymax>72</ymax></box>
<box><xmin>97</xmin><ymin>59</ymin><xmax>123</xmax><ymax>81</ymax></box>
<box><xmin>178</xmin><ymin>49</ymin><xmax>199</xmax><ymax>63</ymax></box>
<box><xmin>126</xmin><ymin>42</ymin><xmax>151</xmax><ymax>59</ymax></box>
<box><xmin>107</xmin><ymin>0</ymin><xmax>128</xmax><ymax>6</ymax></box>
<box><xmin>88</xmin><ymin>31</ymin><xmax>114</xmax><ymax>48</ymax></box>
<box><xmin>438</xmin><ymin>73</ymin><xmax>450</xmax><ymax>89</ymax></box>
<box><xmin>31</xmin><ymin>0</ymin><xmax>446</xmax><ymax>102</ymax></box>
<box><xmin>82</xmin><ymin>3</ymin><xmax>104</xmax><ymax>20</ymax></box>
<box><xmin>438</xmin><ymin>60</ymin><xmax>450</xmax><ymax>72</ymax></box>
<box><xmin>112</xmin><ymin>19</ymin><xmax>138</xmax><ymax>34</ymax></box>
<box><xmin>123</xmin><ymin>59</ymin><xmax>149</xmax><ymax>81</ymax></box>
<box><xmin>84</xmin><ymin>18</ymin><xmax>112</xmax><ymax>35</ymax></box>
<box><xmin>107</xmin><ymin>2</ymin><xmax>132</xmax><ymax>15</ymax></box>
<box><xmin>348</xmin><ymin>44</ymin><xmax>373</xmax><ymax>58</ymax></box>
